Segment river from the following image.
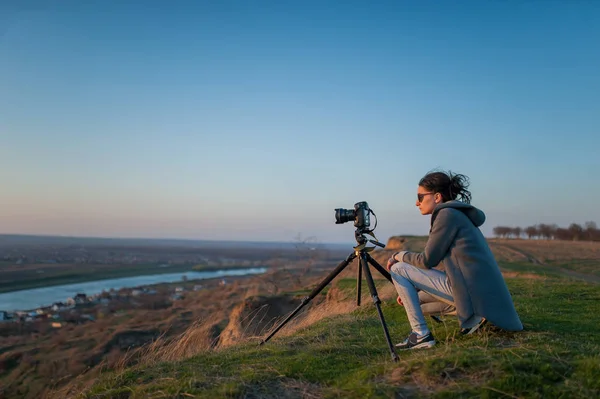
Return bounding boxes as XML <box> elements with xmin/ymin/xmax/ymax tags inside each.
<box><xmin>0</xmin><ymin>267</ymin><xmax>267</xmax><ymax>312</ymax></box>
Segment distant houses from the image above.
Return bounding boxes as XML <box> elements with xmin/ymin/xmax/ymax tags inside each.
<box><xmin>1</xmin><ymin>281</ymin><xmax>206</xmax><ymax>325</ymax></box>
<box><xmin>66</xmin><ymin>293</ymin><xmax>88</xmax><ymax>306</ymax></box>
<box><xmin>52</xmin><ymin>302</ymin><xmax>67</xmax><ymax>312</ymax></box>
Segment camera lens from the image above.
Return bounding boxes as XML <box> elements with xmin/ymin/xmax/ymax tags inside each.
<box><xmin>335</xmin><ymin>208</ymin><xmax>355</xmax><ymax>224</ymax></box>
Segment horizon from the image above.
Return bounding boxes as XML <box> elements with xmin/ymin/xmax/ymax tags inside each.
<box><xmin>0</xmin><ymin>231</ymin><xmax>358</xmax><ymax>247</ymax></box>
<box><xmin>2</xmin><ymin>1</ymin><xmax>599</xmax><ymax>244</ymax></box>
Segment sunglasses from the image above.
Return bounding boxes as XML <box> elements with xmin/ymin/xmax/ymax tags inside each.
<box><xmin>417</xmin><ymin>192</ymin><xmax>435</xmax><ymax>203</ymax></box>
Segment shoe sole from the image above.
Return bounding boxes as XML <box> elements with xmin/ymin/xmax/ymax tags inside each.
<box><xmin>462</xmin><ymin>319</ymin><xmax>487</xmax><ymax>335</ymax></box>
<box><xmin>395</xmin><ymin>340</ymin><xmax>436</xmax><ymax>350</ymax></box>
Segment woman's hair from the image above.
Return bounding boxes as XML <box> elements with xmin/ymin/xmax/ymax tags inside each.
<box><xmin>419</xmin><ymin>170</ymin><xmax>472</xmax><ymax>204</ymax></box>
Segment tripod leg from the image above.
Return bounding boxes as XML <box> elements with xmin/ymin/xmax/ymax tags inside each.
<box><xmin>360</xmin><ymin>253</ymin><xmax>399</xmax><ymax>362</ymax></box>
<box><xmin>356</xmin><ymin>260</ymin><xmax>362</xmax><ymax>306</ymax></box>
<box><xmin>365</xmin><ymin>253</ymin><xmax>392</xmax><ymax>283</ymax></box>
<box><xmin>260</xmin><ymin>252</ymin><xmax>358</xmax><ymax>345</ymax></box>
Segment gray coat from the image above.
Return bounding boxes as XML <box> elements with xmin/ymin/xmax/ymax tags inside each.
<box><xmin>403</xmin><ymin>201</ymin><xmax>523</xmax><ymax>331</ymax></box>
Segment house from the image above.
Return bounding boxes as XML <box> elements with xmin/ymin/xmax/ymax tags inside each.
<box><xmin>52</xmin><ymin>302</ymin><xmax>66</xmax><ymax>312</ymax></box>
<box><xmin>131</xmin><ymin>289</ymin><xmax>143</xmax><ymax>297</ymax></box>
<box><xmin>74</xmin><ymin>293</ymin><xmax>87</xmax><ymax>304</ymax></box>
<box><xmin>175</xmin><ymin>287</ymin><xmax>184</xmax><ymax>293</ymax></box>
<box><xmin>0</xmin><ymin>311</ymin><xmax>7</xmax><ymax>321</ymax></box>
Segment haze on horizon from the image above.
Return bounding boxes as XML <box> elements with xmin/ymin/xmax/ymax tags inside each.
<box><xmin>1</xmin><ymin>1</ymin><xmax>599</xmax><ymax>245</ymax></box>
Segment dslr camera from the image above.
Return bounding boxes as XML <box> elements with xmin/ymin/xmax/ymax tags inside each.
<box><xmin>335</xmin><ymin>201</ymin><xmax>371</xmax><ymax>230</ymax></box>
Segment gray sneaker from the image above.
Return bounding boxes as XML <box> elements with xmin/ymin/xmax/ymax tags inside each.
<box><xmin>395</xmin><ymin>331</ymin><xmax>435</xmax><ymax>350</ymax></box>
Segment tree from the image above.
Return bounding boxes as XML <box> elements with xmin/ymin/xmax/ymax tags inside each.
<box><xmin>537</xmin><ymin>224</ymin><xmax>556</xmax><ymax>240</ymax></box>
<box><xmin>493</xmin><ymin>226</ymin><xmax>512</xmax><ymax>238</ymax></box>
<box><xmin>584</xmin><ymin>221</ymin><xmax>599</xmax><ymax>241</ymax></box>
<box><xmin>512</xmin><ymin>227</ymin><xmax>522</xmax><ymax>239</ymax></box>
<box><xmin>554</xmin><ymin>228</ymin><xmax>571</xmax><ymax>241</ymax></box>
<box><xmin>525</xmin><ymin>225</ymin><xmax>538</xmax><ymax>239</ymax></box>
<box><xmin>568</xmin><ymin>223</ymin><xmax>584</xmax><ymax>241</ymax></box>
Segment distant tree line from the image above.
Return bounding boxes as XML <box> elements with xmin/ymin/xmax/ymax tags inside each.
<box><xmin>493</xmin><ymin>222</ymin><xmax>600</xmax><ymax>241</ymax></box>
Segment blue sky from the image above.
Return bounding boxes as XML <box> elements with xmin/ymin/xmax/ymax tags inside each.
<box><xmin>1</xmin><ymin>1</ymin><xmax>599</xmax><ymax>244</ymax></box>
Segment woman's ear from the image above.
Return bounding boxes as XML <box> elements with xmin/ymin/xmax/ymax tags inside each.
<box><xmin>435</xmin><ymin>193</ymin><xmax>442</xmax><ymax>203</ymax></box>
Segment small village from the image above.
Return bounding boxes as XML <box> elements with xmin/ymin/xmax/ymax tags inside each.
<box><xmin>0</xmin><ymin>278</ymin><xmax>229</xmax><ymax>328</ymax></box>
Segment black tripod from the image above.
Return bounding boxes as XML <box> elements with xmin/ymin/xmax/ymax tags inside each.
<box><xmin>260</xmin><ymin>228</ymin><xmax>399</xmax><ymax>362</ymax></box>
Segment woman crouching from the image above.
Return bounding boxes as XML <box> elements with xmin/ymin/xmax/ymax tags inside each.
<box><xmin>387</xmin><ymin>170</ymin><xmax>523</xmax><ymax>350</ymax></box>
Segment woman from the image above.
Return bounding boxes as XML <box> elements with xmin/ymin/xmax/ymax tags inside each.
<box><xmin>387</xmin><ymin>170</ymin><xmax>523</xmax><ymax>350</ymax></box>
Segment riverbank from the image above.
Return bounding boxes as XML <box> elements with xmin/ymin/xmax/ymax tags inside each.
<box><xmin>0</xmin><ymin>263</ymin><xmax>265</xmax><ymax>294</ymax></box>
<box><xmin>0</xmin><ymin>267</ymin><xmax>267</xmax><ymax>313</ymax></box>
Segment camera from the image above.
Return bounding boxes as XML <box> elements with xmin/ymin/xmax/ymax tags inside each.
<box><xmin>335</xmin><ymin>201</ymin><xmax>371</xmax><ymax>229</ymax></box>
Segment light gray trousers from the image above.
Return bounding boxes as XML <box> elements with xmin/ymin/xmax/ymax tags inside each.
<box><xmin>419</xmin><ymin>291</ymin><xmax>456</xmax><ymax>317</ymax></box>
<box><xmin>390</xmin><ymin>261</ymin><xmax>455</xmax><ymax>336</ymax></box>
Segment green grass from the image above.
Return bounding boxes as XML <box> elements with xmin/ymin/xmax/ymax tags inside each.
<box><xmin>79</xmin><ymin>270</ymin><xmax>600</xmax><ymax>399</ymax></box>
<box><xmin>498</xmin><ymin>261</ymin><xmax>567</xmax><ymax>277</ymax></box>
<box><xmin>548</xmin><ymin>259</ymin><xmax>600</xmax><ymax>278</ymax></box>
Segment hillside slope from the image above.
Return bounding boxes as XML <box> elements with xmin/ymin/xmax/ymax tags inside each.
<box><xmin>56</xmin><ymin>238</ymin><xmax>600</xmax><ymax>398</ymax></box>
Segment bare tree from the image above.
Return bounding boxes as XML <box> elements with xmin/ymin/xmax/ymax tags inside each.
<box><xmin>584</xmin><ymin>221</ymin><xmax>599</xmax><ymax>241</ymax></box>
<box><xmin>568</xmin><ymin>223</ymin><xmax>584</xmax><ymax>241</ymax></box>
<box><xmin>493</xmin><ymin>226</ymin><xmax>512</xmax><ymax>238</ymax></box>
<box><xmin>512</xmin><ymin>227</ymin><xmax>522</xmax><ymax>239</ymax></box>
<box><xmin>525</xmin><ymin>226</ymin><xmax>538</xmax><ymax>239</ymax></box>
<box><xmin>537</xmin><ymin>224</ymin><xmax>556</xmax><ymax>240</ymax></box>
<box><xmin>554</xmin><ymin>228</ymin><xmax>572</xmax><ymax>241</ymax></box>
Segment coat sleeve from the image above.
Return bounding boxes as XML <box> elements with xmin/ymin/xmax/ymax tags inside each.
<box><xmin>402</xmin><ymin>208</ymin><xmax>462</xmax><ymax>269</ymax></box>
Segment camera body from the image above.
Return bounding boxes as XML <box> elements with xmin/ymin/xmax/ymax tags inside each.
<box><xmin>335</xmin><ymin>201</ymin><xmax>371</xmax><ymax>230</ymax></box>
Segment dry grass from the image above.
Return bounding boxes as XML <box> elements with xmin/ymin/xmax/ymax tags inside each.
<box><xmin>489</xmin><ymin>239</ymin><xmax>600</xmax><ymax>263</ymax></box>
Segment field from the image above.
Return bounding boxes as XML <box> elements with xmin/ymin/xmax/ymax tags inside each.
<box><xmin>53</xmin><ymin>237</ymin><xmax>600</xmax><ymax>399</ymax></box>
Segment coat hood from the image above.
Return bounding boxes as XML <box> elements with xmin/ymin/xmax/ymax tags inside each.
<box><xmin>432</xmin><ymin>201</ymin><xmax>486</xmax><ymax>227</ymax></box>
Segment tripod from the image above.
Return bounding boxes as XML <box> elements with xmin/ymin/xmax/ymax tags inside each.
<box><xmin>260</xmin><ymin>228</ymin><xmax>399</xmax><ymax>362</ymax></box>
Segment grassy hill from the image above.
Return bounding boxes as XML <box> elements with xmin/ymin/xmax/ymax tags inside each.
<box><xmin>54</xmin><ymin>238</ymin><xmax>600</xmax><ymax>399</ymax></box>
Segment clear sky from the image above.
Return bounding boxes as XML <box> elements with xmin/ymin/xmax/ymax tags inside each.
<box><xmin>1</xmin><ymin>1</ymin><xmax>599</xmax><ymax>245</ymax></box>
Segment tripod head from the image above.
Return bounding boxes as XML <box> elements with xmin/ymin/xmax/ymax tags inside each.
<box><xmin>354</xmin><ymin>227</ymin><xmax>386</xmax><ymax>251</ymax></box>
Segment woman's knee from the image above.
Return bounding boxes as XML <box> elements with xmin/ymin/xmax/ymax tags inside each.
<box><xmin>391</xmin><ymin>261</ymin><xmax>414</xmax><ymax>276</ymax></box>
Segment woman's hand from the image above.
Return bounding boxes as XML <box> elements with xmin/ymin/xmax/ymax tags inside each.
<box><xmin>386</xmin><ymin>251</ymin><xmax>406</xmax><ymax>271</ymax></box>
<box><xmin>386</xmin><ymin>257</ymin><xmax>397</xmax><ymax>271</ymax></box>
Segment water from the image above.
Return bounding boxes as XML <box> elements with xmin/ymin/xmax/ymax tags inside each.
<box><xmin>0</xmin><ymin>267</ymin><xmax>266</xmax><ymax>312</ymax></box>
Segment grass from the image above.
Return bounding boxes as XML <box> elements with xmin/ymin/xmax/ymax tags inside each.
<box><xmin>549</xmin><ymin>259</ymin><xmax>600</xmax><ymax>278</ymax></box>
<box><xmin>73</xmin><ymin>269</ymin><xmax>600</xmax><ymax>399</ymax></box>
